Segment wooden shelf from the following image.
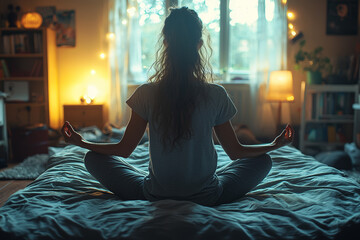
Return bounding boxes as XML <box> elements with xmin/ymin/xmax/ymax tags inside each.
<box><xmin>304</xmin><ymin>119</ymin><xmax>354</xmax><ymax>124</ymax></box>
<box><xmin>0</xmin><ymin>77</ymin><xmax>44</xmax><ymax>81</ymax></box>
<box><xmin>306</xmin><ymin>84</ymin><xmax>358</xmax><ymax>92</ymax></box>
<box><xmin>0</xmin><ymin>27</ymin><xmax>42</xmax><ymax>32</ymax></box>
<box><xmin>0</xmin><ymin>53</ymin><xmax>43</xmax><ymax>58</ymax></box>
<box><xmin>303</xmin><ymin>141</ymin><xmax>347</xmax><ymax>147</ymax></box>
<box><xmin>6</xmin><ymin>102</ymin><xmax>45</xmax><ymax>107</ymax></box>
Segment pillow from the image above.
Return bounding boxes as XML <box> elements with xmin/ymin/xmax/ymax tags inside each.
<box><xmin>315</xmin><ymin>151</ymin><xmax>352</xmax><ymax>170</ymax></box>
<box><xmin>345</xmin><ymin>142</ymin><xmax>360</xmax><ymax>167</ymax></box>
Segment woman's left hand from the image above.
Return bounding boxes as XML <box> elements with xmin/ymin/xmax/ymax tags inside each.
<box><xmin>273</xmin><ymin>124</ymin><xmax>294</xmax><ymax>147</ymax></box>
<box><xmin>61</xmin><ymin>121</ymin><xmax>83</xmax><ymax>146</ymax></box>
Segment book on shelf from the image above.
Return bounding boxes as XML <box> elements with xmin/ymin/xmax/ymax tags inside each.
<box><xmin>33</xmin><ymin>33</ymin><xmax>43</xmax><ymax>53</ymax></box>
<box><xmin>347</xmin><ymin>54</ymin><xmax>355</xmax><ymax>83</ymax></box>
<box><xmin>306</xmin><ymin>123</ymin><xmax>352</xmax><ymax>143</ymax></box>
<box><xmin>327</xmin><ymin>125</ymin><xmax>336</xmax><ymax>143</ymax></box>
<box><xmin>313</xmin><ymin>92</ymin><xmax>355</xmax><ymax>119</ymax></box>
<box><xmin>0</xmin><ymin>59</ymin><xmax>9</xmax><ymax>77</ymax></box>
<box><xmin>1</xmin><ymin>32</ymin><xmax>42</xmax><ymax>54</ymax></box>
<box><xmin>311</xmin><ymin>93</ymin><xmax>317</xmax><ymax>119</ymax></box>
<box><xmin>30</xmin><ymin>60</ymin><xmax>43</xmax><ymax>77</ymax></box>
<box><xmin>352</xmin><ymin>54</ymin><xmax>360</xmax><ymax>83</ymax></box>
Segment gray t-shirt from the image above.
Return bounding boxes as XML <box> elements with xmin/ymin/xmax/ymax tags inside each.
<box><xmin>126</xmin><ymin>83</ymin><xmax>237</xmax><ymax>205</ymax></box>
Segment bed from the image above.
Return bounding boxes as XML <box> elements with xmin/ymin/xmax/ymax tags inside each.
<box><xmin>1</xmin><ymin>137</ymin><xmax>360</xmax><ymax>239</ymax></box>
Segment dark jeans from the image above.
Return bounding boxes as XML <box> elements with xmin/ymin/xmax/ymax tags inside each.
<box><xmin>84</xmin><ymin>151</ymin><xmax>272</xmax><ymax>205</ymax></box>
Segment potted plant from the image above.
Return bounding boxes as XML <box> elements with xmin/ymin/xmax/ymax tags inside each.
<box><xmin>294</xmin><ymin>40</ymin><xmax>332</xmax><ymax>84</ymax></box>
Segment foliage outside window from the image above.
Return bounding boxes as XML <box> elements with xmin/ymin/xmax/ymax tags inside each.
<box><xmin>133</xmin><ymin>0</ymin><xmax>276</xmax><ymax>83</ymax></box>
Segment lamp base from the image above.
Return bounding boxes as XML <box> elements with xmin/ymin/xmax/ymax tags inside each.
<box><xmin>276</xmin><ymin>101</ymin><xmax>282</xmax><ymax>135</ymax></box>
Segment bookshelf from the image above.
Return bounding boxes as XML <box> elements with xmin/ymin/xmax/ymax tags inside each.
<box><xmin>300</xmin><ymin>84</ymin><xmax>359</xmax><ymax>155</ymax></box>
<box><xmin>0</xmin><ymin>27</ymin><xmax>58</xmax><ymax>129</ymax></box>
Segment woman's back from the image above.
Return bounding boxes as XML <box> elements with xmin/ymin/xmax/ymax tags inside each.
<box><xmin>126</xmin><ymin>82</ymin><xmax>237</xmax><ymax>205</ymax></box>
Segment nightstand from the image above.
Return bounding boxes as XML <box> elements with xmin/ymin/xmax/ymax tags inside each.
<box><xmin>63</xmin><ymin>104</ymin><xmax>104</xmax><ymax>129</ymax></box>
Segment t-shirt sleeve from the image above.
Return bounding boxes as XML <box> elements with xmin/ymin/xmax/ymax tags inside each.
<box><xmin>214</xmin><ymin>86</ymin><xmax>237</xmax><ymax>126</ymax></box>
<box><xmin>126</xmin><ymin>84</ymin><xmax>149</xmax><ymax>121</ymax></box>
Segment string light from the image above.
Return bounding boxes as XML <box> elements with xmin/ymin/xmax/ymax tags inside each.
<box><xmin>90</xmin><ymin>69</ymin><xmax>96</xmax><ymax>75</ymax></box>
<box><xmin>81</xmin><ymin>85</ymin><xmax>98</xmax><ymax>104</ymax></box>
<box><xmin>106</xmin><ymin>32</ymin><xmax>115</xmax><ymax>40</ymax></box>
<box><xmin>287</xmin><ymin>11</ymin><xmax>295</xmax><ymax>20</ymax></box>
<box><xmin>282</xmin><ymin>0</ymin><xmax>287</xmax><ymax>4</ymax></box>
<box><xmin>287</xmin><ymin>95</ymin><xmax>294</xmax><ymax>101</ymax></box>
<box><xmin>99</xmin><ymin>53</ymin><xmax>106</xmax><ymax>59</ymax></box>
<box><xmin>286</xmin><ymin>10</ymin><xmax>304</xmax><ymax>43</ymax></box>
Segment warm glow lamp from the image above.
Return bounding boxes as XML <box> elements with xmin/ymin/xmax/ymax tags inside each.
<box><xmin>80</xmin><ymin>85</ymin><xmax>98</xmax><ymax>104</ymax></box>
<box><xmin>21</xmin><ymin>12</ymin><xmax>43</xmax><ymax>29</ymax></box>
<box><xmin>266</xmin><ymin>70</ymin><xmax>294</xmax><ymax>133</ymax></box>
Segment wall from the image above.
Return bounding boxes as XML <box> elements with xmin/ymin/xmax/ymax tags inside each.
<box><xmin>2</xmin><ymin>0</ymin><xmax>358</xmax><ymax>135</ymax></box>
<box><xmin>287</xmin><ymin>0</ymin><xmax>360</xmax><ymax>125</ymax></box>
<box><xmin>1</xmin><ymin>0</ymin><xmax>110</xmax><ymax>128</ymax></box>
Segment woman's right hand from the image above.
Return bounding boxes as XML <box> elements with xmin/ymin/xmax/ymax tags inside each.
<box><xmin>61</xmin><ymin>121</ymin><xmax>83</xmax><ymax>146</ymax></box>
<box><xmin>273</xmin><ymin>124</ymin><xmax>294</xmax><ymax>148</ymax></box>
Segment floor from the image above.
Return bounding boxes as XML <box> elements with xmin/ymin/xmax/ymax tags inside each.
<box><xmin>0</xmin><ymin>163</ymin><xmax>33</xmax><ymax>207</ymax></box>
<box><xmin>0</xmin><ymin>180</ymin><xmax>33</xmax><ymax>207</ymax></box>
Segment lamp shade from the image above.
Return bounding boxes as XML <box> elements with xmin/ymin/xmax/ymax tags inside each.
<box><xmin>266</xmin><ymin>70</ymin><xmax>294</xmax><ymax>102</ymax></box>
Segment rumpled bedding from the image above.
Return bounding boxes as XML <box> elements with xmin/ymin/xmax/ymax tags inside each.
<box><xmin>0</xmin><ymin>144</ymin><xmax>360</xmax><ymax>240</ymax></box>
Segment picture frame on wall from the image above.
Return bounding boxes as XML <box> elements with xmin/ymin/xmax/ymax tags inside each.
<box><xmin>326</xmin><ymin>0</ymin><xmax>358</xmax><ymax>35</ymax></box>
<box><xmin>55</xmin><ymin>10</ymin><xmax>76</xmax><ymax>47</ymax></box>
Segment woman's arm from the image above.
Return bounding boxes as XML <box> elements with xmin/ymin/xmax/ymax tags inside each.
<box><xmin>61</xmin><ymin>110</ymin><xmax>148</xmax><ymax>158</ymax></box>
<box><xmin>214</xmin><ymin>121</ymin><xmax>294</xmax><ymax>160</ymax></box>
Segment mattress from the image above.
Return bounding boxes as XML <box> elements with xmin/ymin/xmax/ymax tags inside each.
<box><xmin>0</xmin><ymin>144</ymin><xmax>360</xmax><ymax>239</ymax></box>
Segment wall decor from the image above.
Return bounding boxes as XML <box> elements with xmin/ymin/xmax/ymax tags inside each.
<box><xmin>326</xmin><ymin>0</ymin><xmax>358</xmax><ymax>35</ymax></box>
<box><xmin>35</xmin><ymin>6</ymin><xmax>56</xmax><ymax>28</ymax></box>
<box><xmin>55</xmin><ymin>10</ymin><xmax>76</xmax><ymax>47</ymax></box>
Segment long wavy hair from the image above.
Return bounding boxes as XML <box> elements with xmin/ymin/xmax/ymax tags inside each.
<box><xmin>149</xmin><ymin>7</ymin><xmax>213</xmax><ymax>150</ymax></box>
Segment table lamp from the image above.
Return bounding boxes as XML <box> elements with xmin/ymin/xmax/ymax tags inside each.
<box><xmin>266</xmin><ymin>70</ymin><xmax>294</xmax><ymax>133</ymax></box>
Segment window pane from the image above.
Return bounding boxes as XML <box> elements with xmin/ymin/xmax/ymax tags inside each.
<box><xmin>229</xmin><ymin>0</ymin><xmax>258</xmax><ymax>73</ymax></box>
<box><xmin>179</xmin><ymin>0</ymin><xmax>220</xmax><ymax>71</ymax></box>
<box><xmin>138</xmin><ymin>0</ymin><xmax>166</xmax><ymax>76</ymax></box>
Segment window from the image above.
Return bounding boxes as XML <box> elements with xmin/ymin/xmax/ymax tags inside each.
<box><xmin>138</xmin><ymin>0</ymin><xmax>165</xmax><ymax>75</ymax></box>
<box><xmin>133</xmin><ymin>0</ymin><xmax>276</xmax><ymax>83</ymax></box>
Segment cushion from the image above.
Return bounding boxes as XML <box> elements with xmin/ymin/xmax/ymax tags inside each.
<box><xmin>315</xmin><ymin>151</ymin><xmax>352</xmax><ymax>170</ymax></box>
<box><xmin>345</xmin><ymin>142</ymin><xmax>360</xmax><ymax>167</ymax></box>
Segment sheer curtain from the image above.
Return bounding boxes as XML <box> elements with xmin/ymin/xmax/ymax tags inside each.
<box><xmin>249</xmin><ymin>0</ymin><xmax>287</xmax><ymax>138</ymax></box>
<box><xmin>107</xmin><ymin>0</ymin><xmax>287</xmax><ymax>131</ymax></box>
<box><xmin>108</xmin><ymin>0</ymin><xmax>142</xmax><ymax>126</ymax></box>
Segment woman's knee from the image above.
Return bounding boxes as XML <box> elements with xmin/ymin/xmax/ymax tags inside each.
<box><xmin>84</xmin><ymin>151</ymin><xmax>102</xmax><ymax>171</ymax></box>
<box><xmin>260</xmin><ymin>153</ymin><xmax>272</xmax><ymax>173</ymax></box>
